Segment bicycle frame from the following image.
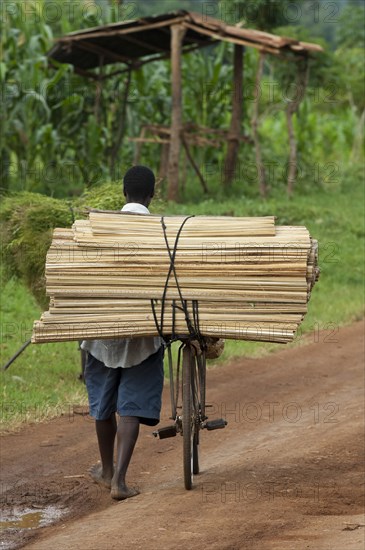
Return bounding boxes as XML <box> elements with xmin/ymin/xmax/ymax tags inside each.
<box><xmin>154</xmin><ymin>339</ymin><xmax>227</xmax><ymax>490</ymax></box>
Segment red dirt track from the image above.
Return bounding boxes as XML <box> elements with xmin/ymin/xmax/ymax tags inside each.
<box><xmin>1</xmin><ymin>320</ymin><xmax>364</xmax><ymax>549</ymax></box>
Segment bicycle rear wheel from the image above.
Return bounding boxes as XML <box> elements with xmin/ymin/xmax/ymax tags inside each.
<box><xmin>182</xmin><ymin>345</ymin><xmax>199</xmax><ymax>489</ymax></box>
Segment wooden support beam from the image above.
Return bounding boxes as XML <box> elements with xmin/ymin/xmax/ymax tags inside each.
<box><xmin>98</xmin><ymin>67</ymin><xmax>132</xmax><ymax>80</ymax></box>
<box><xmin>57</xmin><ymin>17</ymin><xmax>186</xmax><ymax>42</ymax></box>
<box><xmin>184</xmin><ymin>22</ymin><xmax>279</xmax><ymax>56</ymax></box>
<box><xmin>74</xmin><ymin>40</ymin><xmax>131</xmax><ymax>66</ymax></box>
<box><xmin>181</xmin><ymin>135</ymin><xmax>208</xmax><ymax>194</ymax></box>
<box><xmin>110</xmin><ymin>67</ymin><xmax>132</xmax><ymax>175</ymax></box>
<box><xmin>70</xmin><ymin>42</ymin><xmax>216</xmax><ymax>78</ymax></box>
<box><xmin>167</xmin><ymin>24</ymin><xmax>186</xmax><ymax>202</ymax></box>
<box><xmin>114</xmin><ymin>42</ymin><xmax>207</xmax><ymax>72</ymax></box>
<box><xmin>159</xmin><ymin>142</ymin><xmax>170</xmax><ymax>180</ymax></box>
<box><xmin>251</xmin><ymin>52</ymin><xmax>267</xmax><ymax>198</ymax></box>
<box><xmin>159</xmin><ymin>24</ymin><xmax>211</xmax><ymax>46</ymax></box>
<box><xmin>94</xmin><ymin>55</ymin><xmax>104</xmax><ymax>123</ymax></box>
<box><xmin>120</xmin><ymin>33</ymin><xmax>166</xmax><ymax>53</ymax></box>
<box><xmin>72</xmin><ymin>66</ymin><xmax>99</xmax><ymax>80</ymax></box>
<box><xmin>129</xmin><ymin>136</ymin><xmax>170</xmax><ymax>144</ymax></box>
<box><xmin>286</xmin><ymin>58</ymin><xmax>309</xmax><ymax>197</ymax></box>
<box><xmin>224</xmin><ymin>44</ymin><xmax>244</xmax><ymax>187</ymax></box>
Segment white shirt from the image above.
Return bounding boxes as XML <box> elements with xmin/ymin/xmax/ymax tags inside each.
<box><xmin>120</xmin><ymin>202</ymin><xmax>150</xmax><ymax>215</ymax></box>
<box><xmin>80</xmin><ymin>202</ymin><xmax>162</xmax><ymax>368</ymax></box>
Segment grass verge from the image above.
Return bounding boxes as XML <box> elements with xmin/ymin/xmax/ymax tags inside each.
<box><xmin>1</xmin><ymin>175</ymin><xmax>364</xmax><ymax>432</ymax></box>
<box><xmin>0</xmin><ymin>278</ymin><xmax>88</xmax><ymax>433</ymax></box>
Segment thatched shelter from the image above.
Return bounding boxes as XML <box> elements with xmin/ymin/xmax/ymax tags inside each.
<box><xmin>48</xmin><ymin>10</ymin><xmax>323</xmax><ymax>199</ymax></box>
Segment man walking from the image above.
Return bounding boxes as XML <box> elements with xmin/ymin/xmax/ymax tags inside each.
<box><xmin>82</xmin><ymin>165</ymin><xmax>164</xmax><ymax>500</ymax></box>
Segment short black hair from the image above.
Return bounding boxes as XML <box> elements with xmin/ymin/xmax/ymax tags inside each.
<box><xmin>123</xmin><ymin>165</ymin><xmax>155</xmax><ymax>202</ymax></box>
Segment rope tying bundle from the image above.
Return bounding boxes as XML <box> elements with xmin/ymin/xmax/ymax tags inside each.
<box><xmin>150</xmin><ymin>216</ymin><xmax>205</xmax><ymax>349</ymax></box>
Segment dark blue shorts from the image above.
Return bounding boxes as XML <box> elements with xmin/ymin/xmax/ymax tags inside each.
<box><xmin>84</xmin><ymin>346</ymin><xmax>164</xmax><ymax>426</ymax></box>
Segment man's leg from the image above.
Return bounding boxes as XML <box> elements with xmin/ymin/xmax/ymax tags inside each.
<box><xmin>96</xmin><ymin>415</ymin><xmax>117</xmax><ymax>476</ymax></box>
<box><xmin>89</xmin><ymin>414</ymin><xmax>117</xmax><ymax>488</ymax></box>
<box><xmin>111</xmin><ymin>346</ymin><xmax>164</xmax><ymax>500</ymax></box>
<box><xmin>84</xmin><ymin>353</ymin><xmax>119</xmax><ymax>489</ymax></box>
<box><xmin>110</xmin><ymin>415</ymin><xmax>140</xmax><ymax>500</ymax></box>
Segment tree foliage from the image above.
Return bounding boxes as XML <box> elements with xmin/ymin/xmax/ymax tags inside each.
<box><xmin>0</xmin><ymin>0</ymin><xmax>363</xmax><ymax>199</ymax></box>
<box><xmin>0</xmin><ymin>0</ymin><xmax>364</xmax><ymax>305</ymax></box>
<box><xmin>336</xmin><ymin>4</ymin><xmax>365</xmax><ymax>49</ymax></box>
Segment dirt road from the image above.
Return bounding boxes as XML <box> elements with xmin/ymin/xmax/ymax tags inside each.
<box><xmin>1</xmin><ymin>320</ymin><xmax>364</xmax><ymax>550</ymax></box>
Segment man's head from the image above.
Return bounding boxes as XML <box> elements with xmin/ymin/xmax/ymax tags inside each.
<box><xmin>123</xmin><ymin>165</ymin><xmax>155</xmax><ymax>207</ymax></box>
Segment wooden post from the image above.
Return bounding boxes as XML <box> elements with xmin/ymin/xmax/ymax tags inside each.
<box><xmin>167</xmin><ymin>24</ymin><xmax>186</xmax><ymax>201</ymax></box>
<box><xmin>251</xmin><ymin>52</ymin><xmax>267</xmax><ymax>198</ymax></box>
<box><xmin>94</xmin><ymin>55</ymin><xmax>104</xmax><ymax>124</ymax></box>
<box><xmin>159</xmin><ymin>141</ymin><xmax>170</xmax><ymax>180</ymax></box>
<box><xmin>286</xmin><ymin>58</ymin><xmax>309</xmax><ymax>197</ymax></box>
<box><xmin>110</xmin><ymin>67</ymin><xmax>132</xmax><ymax>176</ymax></box>
<box><xmin>181</xmin><ymin>135</ymin><xmax>209</xmax><ymax>194</ymax></box>
<box><xmin>224</xmin><ymin>44</ymin><xmax>244</xmax><ymax>187</ymax></box>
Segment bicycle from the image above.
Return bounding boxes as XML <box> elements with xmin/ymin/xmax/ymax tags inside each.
<box><xmin>154</xmin><ymin>338</ymin><xmax>227</xmax><ymax>490</ymax></box>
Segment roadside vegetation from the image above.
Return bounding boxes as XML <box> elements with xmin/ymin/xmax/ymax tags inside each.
<box><xmin>1</xmin><ymin>0</ymin><xmax>364</xmax><ymax>431</ymax></box>
<box><xmin>1</xmin><ymin>170</ymin><xmax>363</xmax><ymax>432</ymax></box>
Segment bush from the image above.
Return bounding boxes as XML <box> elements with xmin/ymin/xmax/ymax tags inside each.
<box><xmin>0</xmin><ymin>192</ymin><xmax>74</xmax><ymax>307</ymax></box>
<box><xmin>0</xmin><ymin>182</ymin><xmax>165</xmax><ymax>306</ymax></box>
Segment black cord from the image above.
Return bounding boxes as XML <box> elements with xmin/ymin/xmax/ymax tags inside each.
<box><xmin>150</xmin><ymin>215</ymin><xmax>207</xmax><ymax>346</ymax></box>
<box><xmin>172</xmin><ymin>299</ymin><xmax>176</xmax><ymax>340</ymax></box>
<box><xmin>160</xmin><ymin>215</ymin><xmax>195</xmax><ymax>335</ymax></box>
<box><xmin>151</xmin><ymin>216</ymin><xmax>196</xmax><ymax>340</ymax></box>
<box><xmin>150</xmin><ymin>299</ymin><xmax>164</xmax><ymax>340</ymax></box>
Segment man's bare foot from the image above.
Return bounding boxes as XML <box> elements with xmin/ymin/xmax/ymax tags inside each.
<box><xmin>88</xmin><ymin>463</ymin><xmax>113</xmax><ymax>489</ymax></box>
<box><xmin>110</xmin><ymin>483</ymin><xmax>140</xmax><ymax>500</ymax></box>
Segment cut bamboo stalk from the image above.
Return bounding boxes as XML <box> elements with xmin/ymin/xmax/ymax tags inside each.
<box><xmin>32</xmin><ymin>212</ymin><xmax>319</xmax><ymax>344</ymax></box>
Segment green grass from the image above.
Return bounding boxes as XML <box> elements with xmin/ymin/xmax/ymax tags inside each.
<box><xmin>164</xmin><ymin>171</ymin><xmax>365</xmax><ymax>360</ymax></box>
<box><xmin>1</xmin><ymin>173</ymin><xmax>364</xmax><ymax>431</ymax></box>
<box><xmin>0</xmin><ymin>278</ymin><xmax>88</xmax><ymax>432</ymax></box>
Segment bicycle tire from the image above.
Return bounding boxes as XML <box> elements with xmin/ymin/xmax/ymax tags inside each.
<box><xmin>182</xmin><ymin>345</ymin><xmax>193</xmax><ymax>489</ymax></box>
<box><xmin>190</xmin><ymin>355</ymin><xmax>200</xmax><ymax>476</ymax></box>
<box><xmin>182</xmin><ymin>345</ymin><xmax>201</xmax><ymax>489</ymax></box>
<box><xmin>192</xmin><ymin>430</ymin><xmax>199</xmax><ymax>475</ymax></box>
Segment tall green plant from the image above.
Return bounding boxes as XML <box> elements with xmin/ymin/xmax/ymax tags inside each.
<box><xmin>0</xmin><ymin>1</ymin><xmax>136</xmax><ymax>195</ymax></box>
<box><xmin>1</xmin><ymin>0</ymin><xmax>363</xmax><ymax>200</ymax></box>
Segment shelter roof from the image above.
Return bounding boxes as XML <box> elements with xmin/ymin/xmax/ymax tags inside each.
<box><xmin>48</xmin><ymin>10</ymin><xmax>323</xmax><ymax>71</ymax></box>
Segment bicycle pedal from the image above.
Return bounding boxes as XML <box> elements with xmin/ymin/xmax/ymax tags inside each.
<box><xmin>204</xmin><ymin>418</ymin><xmax>227</xmax><ymax>431</ymax></box>
<box><xmin>153</xmin><ymin>425</ymin><xmax>177</xmax><ymax>439</ymax></box>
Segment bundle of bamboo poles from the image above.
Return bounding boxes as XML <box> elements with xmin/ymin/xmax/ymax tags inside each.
<box><xmin>32</xmin><ymin>212</ymin><xmax>319</xmax><ymax>344</ymax></box>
